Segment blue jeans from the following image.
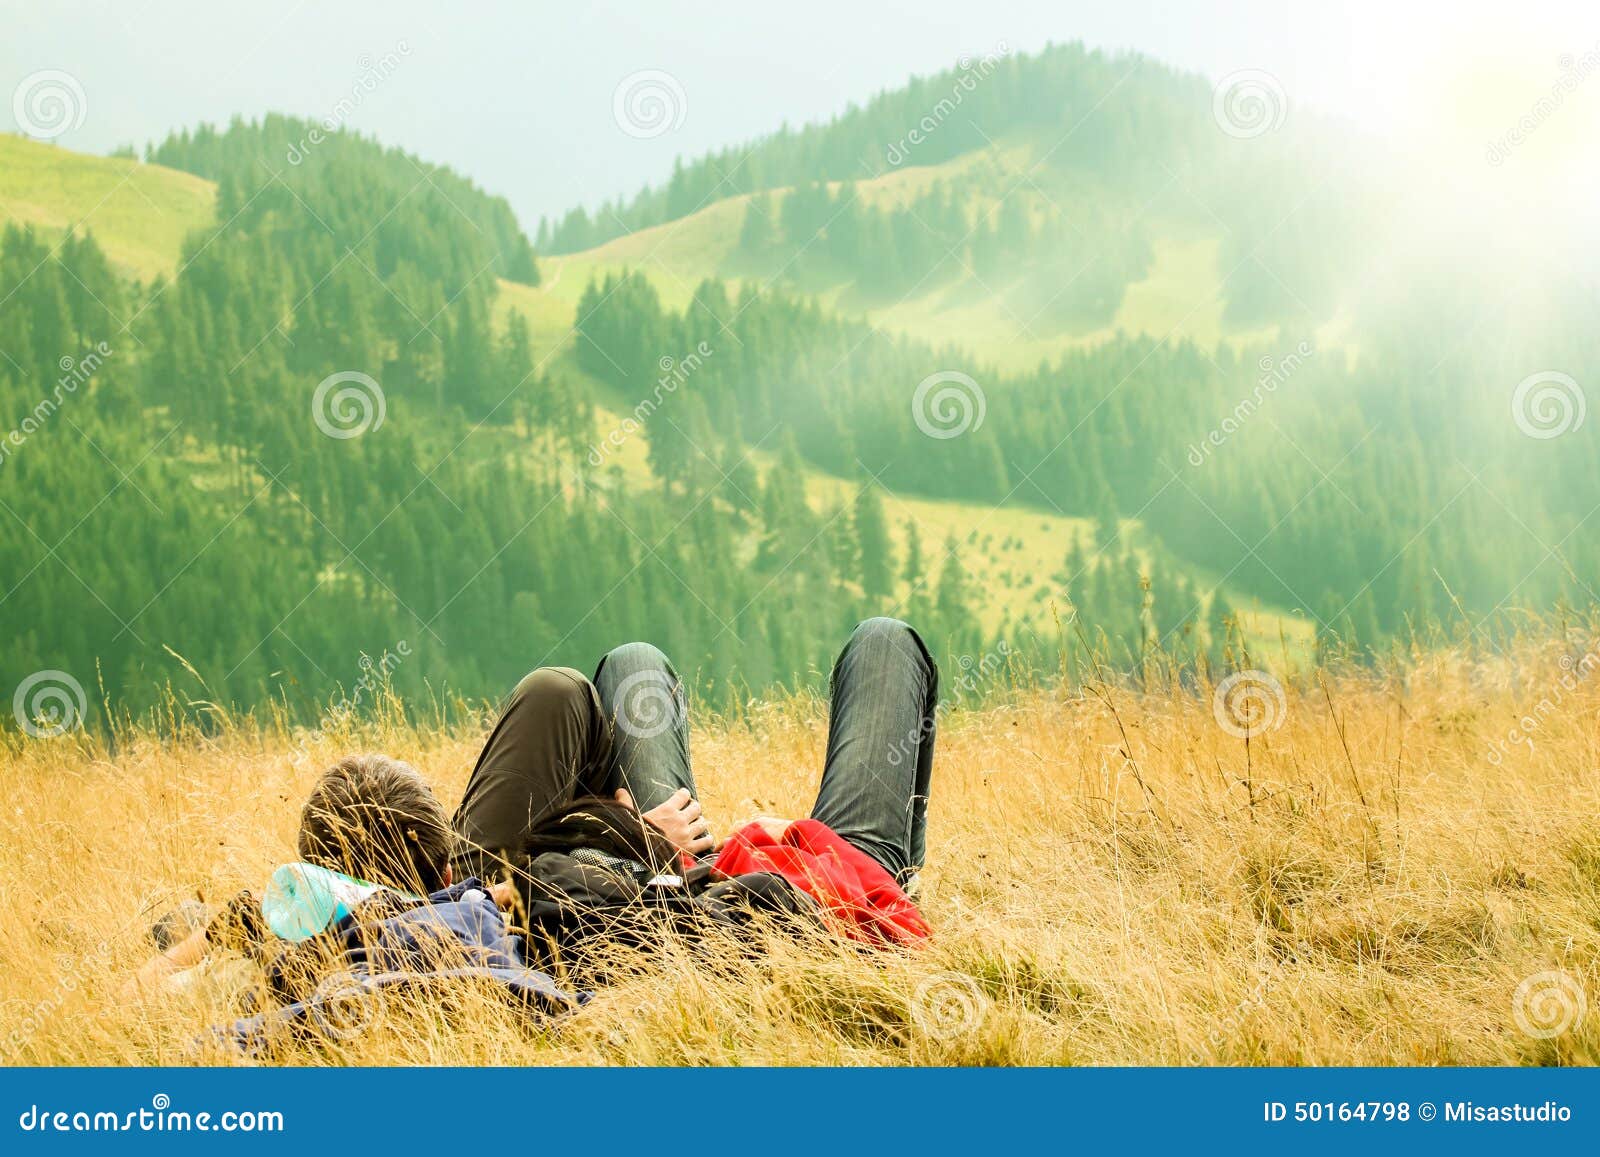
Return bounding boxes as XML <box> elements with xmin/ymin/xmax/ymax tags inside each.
<box><xmin>452</xmin><ymin>618</ymin><xmax>939</xmax><ymax>884</ymax></box>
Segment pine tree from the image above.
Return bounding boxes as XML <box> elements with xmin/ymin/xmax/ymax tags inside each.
<box><xmin>934</xmin><ymin>534</ymin><xmax>979</xmax><ymax>655</ymax></box>
<box><xmin>738</xmin><ymin>194</ymin><xmax>775</xmax><ymax>258</ymax></box>
<box><xmin>854</xmin><ymin>482</ymin><xmax>894</xmax><ymax>601</ymax></box>
<box><xmin>901</xmin><ymin>519</ymin><xmax>933</xmax><ymax>624</ymax></box>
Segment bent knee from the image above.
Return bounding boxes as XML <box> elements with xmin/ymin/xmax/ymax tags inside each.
<box><xmin>851</xmin><ymin>616</ymin><xmax>917</xmax><ymax>645</ymax></box>
<box><xmin>848</xmin><ymin>617</ymin><xmax>936</xmax><ymax>681</ymax></box>
<box><xmin>600</xmin><ymin>641</ymin><xmax>671</xmax><ymax>673</ymax></box>
<box><xmin>509</xmin><ymin>666</ymin><xmax>596</xmax><ymax>714</ymax></box>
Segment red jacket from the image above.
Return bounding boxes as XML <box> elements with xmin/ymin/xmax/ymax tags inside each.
<box><xmin>712</xmin><ymin>819</ymin><xmax>929</xmax><ymax>947</ymax></box>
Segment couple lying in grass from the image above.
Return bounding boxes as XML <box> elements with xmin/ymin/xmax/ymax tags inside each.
<box><xmin>128</xmin><ymin>619</ymin><xmax>938</xmax><ymax>1045</ymax></box>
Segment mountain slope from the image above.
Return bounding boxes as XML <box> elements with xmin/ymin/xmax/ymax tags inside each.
<box><xmin>0</xmin><ymin>134</ymin><xmax>215</xmax><ymax>281</ymax></box>
<box><xmin>538</xmin><ymin>183</ymin><xmax>1286</xmax><ymax>373</ymax></box>
<box><xmin>534</xmin><ymin>42</ymin><xmax>1370</xmax><ymax>370</ymax></box>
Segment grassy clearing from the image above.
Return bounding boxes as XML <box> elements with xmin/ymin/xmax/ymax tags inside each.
<box><xmin>530</xmin><ymin>209</ymin><xmax>1282</xmax><ymax>374</ymax></box>
<box><xmin>523</xmin><ymin>136</ymin><xmax>1311</xmax><ymax>372</ymax></box>
<box><xmin>0</xmin><ymin>135</ymin><xmax>216</xmax><ymax>282</ymax></box>
<box><xmin>5</xmin><ymin>624</ymin><xmax>1596</xmax><ymax>1065</ymax></box>
<box><xmin>584</xmin><ymin>402</ymin><xmax>1308</xmax><ymax>656</ymax></box>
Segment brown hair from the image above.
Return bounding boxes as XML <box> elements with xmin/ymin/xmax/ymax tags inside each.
<box><xmin>297</xmin><ymin>754</ymin><xmax>453</xmax><ymax>894</ymax></box>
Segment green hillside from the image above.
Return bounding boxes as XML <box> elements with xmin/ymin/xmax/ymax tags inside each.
<box><xmin>0</xmin><ymin>134</ymin><xmax>216</xmax><ymax>281</ymax></box>
<box><xmin>544</xmin><ymin>185</ymin><xmax>1292</xmax><ymax>373</ymax></box>
<box><xmin>539</xmin><ymin>43</ymin><xmax>1378</xmax><ymax>363</ymax></box>
<box><xmin>581</xmin><ymin>385</ymin><xmax>1312</xmax><ymax>664</ymax></box>
<box><xmin>0</xmin><ymin>132</ymin><xmax>1228</xmax><ymax>659</ymax></box>
<box><xmin>5</xmin><ymin>42</ymin><xmax>1595</xmax><ymax>735</ymax></box>
<box><xmin>11</xmin><ymin>118</ymin><xmax>1126</xmax><ymax>728</ymax></box>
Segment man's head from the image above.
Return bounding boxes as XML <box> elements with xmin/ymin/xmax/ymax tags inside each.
<box><xmin>297</xmin><ymin>754</ymin><xmax>453</xmax><ymax>893</ymax></box>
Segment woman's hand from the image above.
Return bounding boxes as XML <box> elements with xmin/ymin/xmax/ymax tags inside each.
<box><xmin>711</xmin><ymin>815</ymin><xmax>792</xmax><ymax>850</ymax></box>
<box><xmin>748</xmin><ymin>816</ymin><xmax>793</xmax><ymax>842</ymax></box>
<box><xmin>616</xmin><ymin>787</ymin><xmax>714</xmax><ymax>856</ymax></box>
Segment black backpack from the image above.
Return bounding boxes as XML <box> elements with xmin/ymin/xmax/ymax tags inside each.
<box><xmin>510</xmin><ymin>798</ymin><xmax>819</xmax><ymax>975</ymax></box>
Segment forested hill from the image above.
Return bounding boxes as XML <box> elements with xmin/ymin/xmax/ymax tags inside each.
<box><xmin>534</xmin><ymin>38</ymin><xmax>1598</xmax><ymax>662</ymax></box>
<box><xmin>539</xmin><ymin>40</ymin><xmax>1378</xmax><ymax>353</ymax></box>
<box><xmin>540</xmin><ymin>41</ymin><xmax>1207</xmax><ymax>252</ymax></box>
<box><xmin>1</xmin><ymin>121</ymin><xmax>1048</xmax><ymax>730</ymax></box>
<box><xmin>151</xmin><ymin>115</ymin><xmax>540</xmax><ymax>287</ymax></box>
<box><xmin>2</xmin><ymin>39</ymin><xmax>1596</xmax><ymax>738</ymax></box>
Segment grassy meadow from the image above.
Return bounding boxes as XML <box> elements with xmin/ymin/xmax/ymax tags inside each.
<box><xmin>0</xmin><ymin>135</ymin><xmax>215</xmax><ymax>282</ymax></box>
<box><xmin>4</xmin><ymin>621</ymin><xmax>1597</xmax><ymax>1066</ymax></box>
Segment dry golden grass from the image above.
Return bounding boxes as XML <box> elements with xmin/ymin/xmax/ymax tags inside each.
<box><xmin>4</xmin><ymin>626</ymin><xmax>1599</xmax><ymax>1066</ymax></box>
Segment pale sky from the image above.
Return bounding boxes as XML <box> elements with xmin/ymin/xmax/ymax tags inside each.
<box><xmin>3</xmin><ymin>0</ymin><xmax>1596</xmax><ymax>230</ymax></box>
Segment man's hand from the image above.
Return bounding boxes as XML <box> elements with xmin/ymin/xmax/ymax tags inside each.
<box><xmin>616</xmin><ymin>787</ymin><xmax>713</xmax><ymax>856</ymax></box>
<box><xmin>121</xmin><ymin>923</ymin><xmax>210</xmax><ymax>1000</ymax></box>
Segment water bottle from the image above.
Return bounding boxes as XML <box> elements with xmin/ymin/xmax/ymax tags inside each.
<box><xmin>261</xmin><ymin>862</ymin><xmax>385</xmax><ymax>941</ymax></box>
